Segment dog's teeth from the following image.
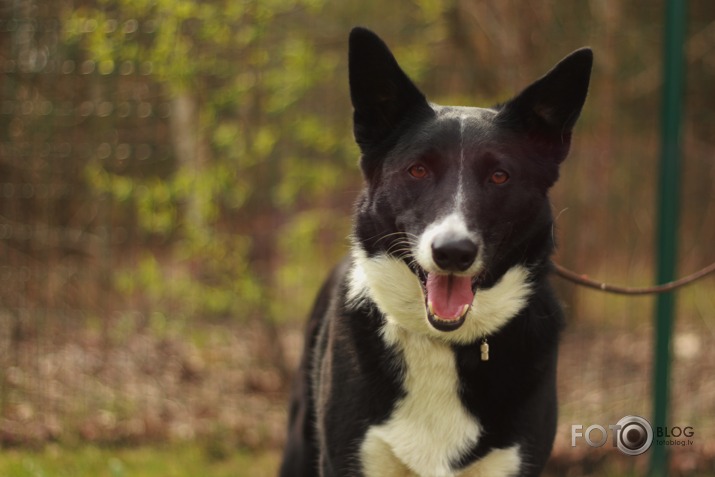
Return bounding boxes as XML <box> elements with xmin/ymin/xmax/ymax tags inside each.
<box><xmin>428</xmin><ymin>302</ymin><xmax>471</xmax><ymax>322</ymax></box>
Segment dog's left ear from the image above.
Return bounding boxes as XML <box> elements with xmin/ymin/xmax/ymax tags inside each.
<box><xmin>497</xmin><ymin>48</ymin><xmax>592</xmax><ymax>162</ymax></box>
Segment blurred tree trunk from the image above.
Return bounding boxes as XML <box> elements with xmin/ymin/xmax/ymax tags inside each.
<box><xmin>170</xmin><ymin>92</ymin><xmax>209</xmax><ymax>232</ymax></box>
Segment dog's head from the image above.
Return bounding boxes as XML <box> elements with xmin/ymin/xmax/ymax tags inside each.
<box><xmin>348</xmin><ymin>27</ymin><xmax>591</xmax><ymax>337</ymax></box>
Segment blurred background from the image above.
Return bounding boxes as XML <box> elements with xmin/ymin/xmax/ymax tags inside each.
<box><xmin>0</xmin><ymin>0</ymin><xmax>713</xmax><ymax>475</ymax></box>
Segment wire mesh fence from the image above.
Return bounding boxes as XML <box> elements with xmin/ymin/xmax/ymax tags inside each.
<box><xmin>1</xmin><ymin>1</ymin><xmax>714</xmax><ymax>474</ymax></box>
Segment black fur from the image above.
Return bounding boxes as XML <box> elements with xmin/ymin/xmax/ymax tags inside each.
<box><xmin>280</xmin><ymin>27</ymin><xmax>592</xmax><ymax>477</ymax></box>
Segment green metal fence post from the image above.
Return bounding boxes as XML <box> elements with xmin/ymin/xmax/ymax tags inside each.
<box><xmin>649</xmin><ymin>0</ymin><xmax>687</xmax><ymax>475</ymax></box>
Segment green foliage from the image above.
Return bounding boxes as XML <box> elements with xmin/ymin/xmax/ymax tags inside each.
<box><xmin>63</xmin><ymin>0</ymin><xmax>354</xmax><ymax>321</ymax></box>
<box><xmin>272</xmin><ymin>208</ymin><xmax>351</xmax><ymax>322</ymax></box>
<box><xmin>57</xmin><ymin>0</ymin><xmax>457</xmax><ymax>323</ymax></box>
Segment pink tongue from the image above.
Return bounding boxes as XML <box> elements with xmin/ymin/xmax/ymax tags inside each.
<box><xmin>426</xmin><ymin>273</ymin><xmax>475</xmax><ymax>320</ymax></box>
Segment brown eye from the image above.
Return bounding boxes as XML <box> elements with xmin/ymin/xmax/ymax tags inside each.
<box><xmin>489</xmin><ymin>170</ymin><xmax>509</xmax><ymax>185</ymax></box>
<box><xmin>408</xmin><ymin>164</ymin><xmax>429</xmax><ymax>179</ymax></box>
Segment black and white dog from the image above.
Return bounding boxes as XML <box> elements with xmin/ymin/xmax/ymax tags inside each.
<box><xmin>280</xmin><ymin>27</ymin><xmax>592</xmax><ymax>477</ymax></box>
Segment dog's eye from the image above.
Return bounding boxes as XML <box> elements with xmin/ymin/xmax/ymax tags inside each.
<box><xmin>489</xmin><ymin>170</ymin><xmax>510</xmax><ymax>185</ymax></box>
<box><xmin>408</xmin><ymin>164</ymin><xmax>429</xmax><ymax>179</ymax></box>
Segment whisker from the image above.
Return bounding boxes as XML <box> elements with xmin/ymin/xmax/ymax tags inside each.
<box><xmin>375</xmin><ymin>231</ymin><xmax>408</xmax><ymax>244</ymax></box>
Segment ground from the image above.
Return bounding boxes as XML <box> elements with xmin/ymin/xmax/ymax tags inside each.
<box><xmin>1</xmin><ymin>313</ymin><xmax>713</xmax><ymax>475</ymax></box>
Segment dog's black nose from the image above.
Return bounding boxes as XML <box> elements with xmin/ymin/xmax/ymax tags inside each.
<box><xmin>431</xmin><ymin>236</ymin><xmax>478</xmax><ymax>272</ymax></box>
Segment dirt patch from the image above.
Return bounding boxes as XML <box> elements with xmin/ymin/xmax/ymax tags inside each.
<box><xmin>1</xmin><ymin>315</ymin><xmax>713</xmax><ymax>473</ymax></box>
<box><xmin>0</xmin><ymin>318</ymin><xmax>290</xmax><ymax>450</ymax></box>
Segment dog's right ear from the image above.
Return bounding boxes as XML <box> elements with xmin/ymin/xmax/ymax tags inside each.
<box><xmin>349</xmin><ymin>27</ymin><xmax>431</xmax><ymax>155</ymax></box>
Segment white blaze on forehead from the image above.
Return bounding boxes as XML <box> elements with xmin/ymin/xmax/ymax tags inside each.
<box><xmin>456</xmin><ymin>115</ymin><xmax>467</xmax><ymax>212</ymax></box>
<box><xmin>444</xmin><ymin>108</ymin><xmax>499</xmax><ymax>201</ymax></box>
<box><xmin>451</xmin><ymin>109</ymin><xmax>496</xmax><ymax>212</ymax></box>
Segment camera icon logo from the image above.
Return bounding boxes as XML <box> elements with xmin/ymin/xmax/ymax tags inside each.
<box><xmin>615</xmin><ymin>415</ymin><xmax>653</xmax><ymax>456</ymax></box>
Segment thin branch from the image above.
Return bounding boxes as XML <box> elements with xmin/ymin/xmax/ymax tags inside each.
<box><xmin>552</xmin><ymin>261</ymin><xmax>715</xmax><ymax>295</ymax></box>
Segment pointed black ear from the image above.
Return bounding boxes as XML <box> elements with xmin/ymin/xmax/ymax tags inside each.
<box><xmin>497</xmin><ymin>48</ymin><xmax>592</xmax><ymax>161</ymax></box>
<box><xmin>349</xmin><ymin>27</ymin><xmax>431</xmax><ymax>152</ymax></box>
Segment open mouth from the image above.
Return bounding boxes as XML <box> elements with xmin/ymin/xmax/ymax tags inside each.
<box><xmin>414</xmin><ymin>266</ymin><xmax>482</xmax><ymax>332</ymax></box>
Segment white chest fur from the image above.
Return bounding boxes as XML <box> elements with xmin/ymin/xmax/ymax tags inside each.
<box><xmin>349</xmin><ymin>251</ymin><xmax>527</xmax><ymax>476</ymax></box>
<box><xmin>347</xmin><ymin>251</ymin><xmax>532</xmax><ymax>346</ymax></box>
<box><xmin>360</xmin><ymin>324</ymin><xmax>521</xmax><ymax>477</ymax></box>
<box><xmin>361</xmin><ymin>325</ymin><xmax>478</xmax><ymax>476</ymax></box>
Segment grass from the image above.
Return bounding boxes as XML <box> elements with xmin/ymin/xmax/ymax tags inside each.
<box><xmin>3</xmin><ymin>443</ymin><xmax>714</xmax><ymax>477</ymax></box>
<box><xmin>0</xmin><ymin>444</ymin><xmax>280</xmax><ymax>477</ymax></box>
